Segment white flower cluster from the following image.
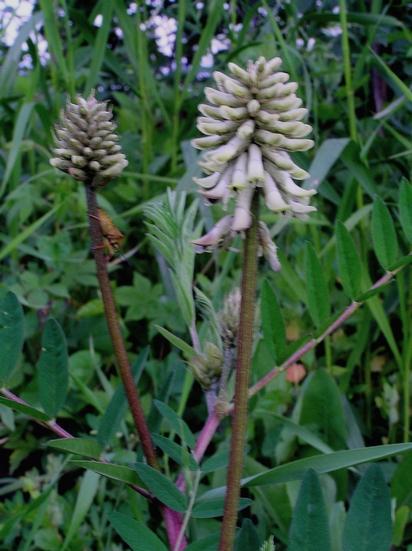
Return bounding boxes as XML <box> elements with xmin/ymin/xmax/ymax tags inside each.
<box><xmin>50</xmin><ymin>92</ymin><xmax>128</xmax><ymax>188</ymax></box>
<box><xmin>191</xmin><ymin>57</ymin><xmax>316</xmax><ymax>269</ymax></box>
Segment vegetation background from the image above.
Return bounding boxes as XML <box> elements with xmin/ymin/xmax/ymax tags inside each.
<box><xmin>1</xmin><ymin>0</ymin><xmax>412</xmax><ymax>549</ymax></box>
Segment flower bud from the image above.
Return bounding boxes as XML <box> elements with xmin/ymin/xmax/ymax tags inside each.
<box><xmin>50</xmin><ymin>91</ymin><xmax>128</xmax><ymax>188</ymax></box>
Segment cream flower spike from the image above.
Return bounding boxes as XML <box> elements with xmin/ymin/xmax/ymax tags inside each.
<box><xmin>50</xmin><ymin>91</ymin><xmax>128</xmax><ymax>188</ymax></box>
<box><xmin>191</xmin><ymin>56</ymin><xmax>316</xmax><ymax>269</ymax></box>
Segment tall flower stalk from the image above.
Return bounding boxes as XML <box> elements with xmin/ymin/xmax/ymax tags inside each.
<box><xmin>191</xmin><ymin>57</ymin><xmax>316</xmax><ymax>550</ymax></box>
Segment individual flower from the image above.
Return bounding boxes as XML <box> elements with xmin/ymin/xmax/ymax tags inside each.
<box><xmin>50</xmin><ymin>91</ymin><xmax>128</xmax><ymax>188</ymax></box>
<box><xmin>191</xmin><ymin>56</ymin><xmax>317</xmax><ymax>269</ymax></box>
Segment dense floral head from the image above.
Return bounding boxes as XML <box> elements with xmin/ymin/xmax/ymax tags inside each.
<box><xmin>191</xmin><ymin>56</ymin><xmax>316</xmax><ymax>269</ymax></box>
<box><xmin>50</xmin><ymin>92</ymin><xmax>128</xmax><ymax>188</ymax></box>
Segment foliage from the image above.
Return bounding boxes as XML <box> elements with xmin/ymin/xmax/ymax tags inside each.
<box><xmin>1</xmin><ymin>0</ymin><xmax>412</xmax><ymax>550</ymax></box>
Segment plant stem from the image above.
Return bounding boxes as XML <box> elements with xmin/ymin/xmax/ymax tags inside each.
<box><xmin>0</xmin><ymin>388</ymin><xmax>73</xmax><ymax>439</ymax></box>
<box><xmin>339</xmin><ymin>0</ymin><xmax>357</xmax><ymax>142</ymax></box>
<box><xmin>84</xmin><ymin>184</ymin><xmax>159</xmax><ymax>470</ymax></box>
<box><xmin>218</xmin><ymin>191</ymin><xmax>260</xmax><ymax>551</ymax></box>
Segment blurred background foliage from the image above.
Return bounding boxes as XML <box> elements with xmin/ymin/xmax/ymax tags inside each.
<box><xmin>1</xmin><ymin>0</ymin><xmax>412</xmax><ymax>549</ymax></box>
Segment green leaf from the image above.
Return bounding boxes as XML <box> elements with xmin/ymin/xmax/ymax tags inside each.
<box><xmin>61</xmin><ymin>470</ymin><xmax>100</xmax><ymax>551</ymax></box>
<box><xmin>154</xmin><ymin>325</ymin><xmax>197</xmax><ymax>359</ymax></box>
<box><xmin>299</xmin><ymin>369</ymin><xmax>347</xmax><ymax>450</ymax></box>
<box><xmin>336</xmin><ymin>221</ymin><xmax>362</xmax><ymax>300</ymax></box>
<box><xmin>305</xmin><ymin>243</ymin><xmax>330</xmax><ymax>326</ymax></box>
<box><xmin>288</xmin><ymin>469</ymin><xmax>332</xmax><ymax>551</ymax></box>
<box><xmin>192</xmin><ymin>498</ymin><xmax>252</xmax><ymax>519</ymax></box>
<box><xmin>342</xmin><ymin>464</ymin><xmax>392</xmax><ymax>551</ymax></box>
<box><xmin>399</xmin><ymin>178</ymin><xmax>412</xmax><ymax>243</ymax></box>
<box><xmin>243</xmin><ymin>443</ymin><xmax>412</xmax><ymax>487</ymax></box>
<box><xmin>234</xmin><ymin>519</ymin><xmax>261</xmax><ymax>551</ymax></box>
<box><xmin>110</xmin><ymin>512</ymin><xmax>168</xmax><ymax>551</ymax></box>
<box><xmin>47</xmin><ymin>438</ymin><xmax>101</xmax><ymax>459</ymax></box>
<box><xmin>0</xmin><ymin>291</ymin><xmax>24</xmax><ymax>383</ymax></box>
<box><xmin>305</xmin><ymin>138</ymin><xmax>350</xmax><ymax>205</ymax></box>
<box><xmin>277</xmin><ymin>249</ymin><xmax>308</xmax><ymax>305</ymax></box>
<box><xmin>185</xmin><ymin>533</ymin><xmax>220</xmax><ymax>551</ymax></box>
<box><xmin>200</xmin><ymin>450</ymin><xmax>230</xmax><ymax>473</ymax></box>
<box><xmin>392</xmin><ymin>505</ymin><xmax>409</xmax><ymax>547</ymax></box>
<box><xmin>372</xmin><ymin>197</ymin><xmax>398</xmax><ymax>270</ymax></box>
<box><xmin>0</xmin><ymin>205</ymin><xmax>58</xmax><ymax>261</ymax></box>
<box><xmin>154</xmin><ymin>399</ymin><xmax>196</xmax><ymax>449</ymax></box>
<box><xmin>391</xmin><ymin>451</ymin><xmax>412</xmax><ymax>508</ymax></box>
<box><xmin>340</xmin><ymin>141</ymin><xmax>378</xmax><ymax>199</ymax></box>
<box><xmin>69</xmin><ymin>460</ymin><xmax>145</xmax><ymax>488</ymax></box>
<box><xmin>37</xmin><ymin>318</ymin><xmax>68</xmax><ymax>418</ymax></box>
<box><xmin>261</xmin><ymin>280</ymin><xmax>286</xmax><ymax>361</ymax></box>
<box><xmin>254</xmin><ymin>411</ymin><xmax>334</xmax><ymax>455</ymax></box>
<box><xmin>0</xmin><ymin>397</ymin><xmax>50</xmax><ymax>423</ymax></box>
<box><xmin>97</xmin><ymin>348</ymin><xmax>148</xmax><ymax>448</ymax></box>
<box><xmin>151</xmin><ymin>433</ymin><xmax>198</xmax><ymax>470</ymax></box>
<box><xmin>134</xmin><ymin>463</ymin><xmax>187</xmax><ymax>513</ymax></box>
<box><xmin>84</xmin><ymin>0</ymin><xmax>114</xmax><ymax>95</ymax></box>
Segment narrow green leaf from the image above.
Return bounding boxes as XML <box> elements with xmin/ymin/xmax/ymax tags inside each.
<box><xmin>151</xmin><ymin>433</ymin><xmax>198</xmax><ymax>470</ymax></box>
<box><xmin>154</xmin><ymin>325</ymin><xmax>197</xmax><ymax>359</ymax></box>
<box><xmin>154</xmin><ymin>399</ymin><xmax>196</xmax><ymax>449</ymax></box>
<box><xmin>243</xmin><ymin>443</ymin><xmax>412</xmax><ymax>487</ymax></box>
<box><xmin>341</xmin><ymin>141</ymin><xmax>378</xmax><ymax>199</ymax></box>
<box><xmin>192</xmin><ymin>498</ymin><xmax>252</xmax><ymax>519</ymax></box>
<box><xmin>305</xmin><ymin>243</ymin><xmax>330</xmax><ymax>326</ymax></box>
<box><xmin>0</xmin><ymin>206</ymin><xmax>58</xmax><ymax>261</ymax></box>
<box><xmin>200</xmin><ymin>450</ymin><xmax>230</xmax><ymax>473</ymax></box>
<box><xmin>185</xmin><ymin>533</ymin><xmax>220</xmax><ymax>551</ymax></box>
<box><xmin>254</xmin><ymin>411</ymin><xmax>334</xmax><ymax>455</ymax></box>
<box><xmin>62</xmin><ymin>470</ymin><xmax>100</xmax><ymax>551</ymax></box>
<box><xmin>392</xmin><ymin>505</ymin><xmax>409</xmax><ymax>547</ymax></box>
<box><xmin>134</xmin><ymin>463</ymin><xmax>187</xmax><ymax>513</ymax></box>
<box><xmin>181</xmin><ymin>0</ymin><xmax>223</xmax><ymax>100</ymax></box>
<box><xmin>0</xmin><ymin>291</ymin><xmax>24</xmax><ymax>383</ymax></box>
<box><xmin>0</xmin><ymin>485</ymin><xmax>54</xmax><ymax>540</ymax></box>
<box><xmin>277</xmin><ymin>249</ymin><xmax>308</xmax><ymax>305</ymax></box>
<box><xmin>110</xmin><ymin>512</ymin><xmax>168</xmax><ymax>551</ymax></box>
<box><xmin>0</xmin><ymin>12</ymin><xmax>43</xmax><ymax>99</ymax></box>
<box><xmin>0</xmin><ymin>397</ymin><xmax>50</xmax><ymax>423</ymax></box>
<box><xmin>84</xmin><ymin>1</ymin><xmax>114</xmax><ymax>95</ymax></box>
<box><xmin>336</xmin><ymin>221</ymin><xmax>362</xmax><ymax>299</ymax></box>
<box><xmin>234</xmin><ymin>519</ymin><xmax>261</xmax><ymax>551</ymax></box>
<box><xmin>38</xmin><ymin>0</ymin><xmax>68</xmax><ymax>85</ymax></box>
<box><xmin>342</xmin><ymin>464</ymin><xmax>392</xmax><ymax>551</ymax></box>
<box><xmin>1</xmin><ymin>102</ymin><xmax>35</xmax><ymax>198</ymax></box>
<box><xmin>261</xmin><ymin>280</ymin><xmax>286</xmax><ymax>361</ymax></box>
<box><xmin>47</xmin><ymin>438</ymin><xmax>101</xmax><ymax>459</ymax></box>
<box><xmin>299</xmin><ymin>369</ymin><xmax>347</xmax><ymax>451</ymax></box>
<box><xmin>288</xmin><ymin>469</ymin><xmax>332</xmax><ymax>551</ymax></box>
<box><xmin>147</xmin><ymin>371</ymin><xmax>176</xmax><ymax>433</ymax></box>
<box><xmin>399</xmin><ymin>178</ymin><xmax>412</xmax><ymax>243</ymax></box>
<box><xmin>355</xmin><ymin>282</ymin><xmax>391</xmax><ymax>302</ymax></box>
<box><xmin>69</xmin><ymin>460</ymin><xmax>145</xmax><ymax>488</ymax></box>
<box><xmin>305</xmin><ymin>138</ymin><xmax>350</xmax><ymax>205</ymax></box>
<box><xmin>372</xmin><ymin>197</ymin><xmax>398</xmax><ymax>270</ymax></box>
<box><xmin>37</xmin><ymin>318</ymin><xmax>68</xmax><ymax>418</ymax></box>
<box><xmin>97</xmin><ymin>348</ymin><xmax>148</xmax><ymax>448</ymax></box>
<box><xmin>391</xmin><ymin>451</ymin><xmax>412</xmax><ymax>508</ymax></box>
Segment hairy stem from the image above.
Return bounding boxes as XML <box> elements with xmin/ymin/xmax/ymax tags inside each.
<box><xmin>219</xmin><ymin>191</ymin><xmax>260</xmax><ymax>551</ymax></box>
<box><xmin>84</xmin><ymin>184</ymin><xmax>159</xmax><ymax>470</ymax></box>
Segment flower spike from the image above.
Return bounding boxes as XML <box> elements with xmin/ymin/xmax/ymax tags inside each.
<box><xmin>191</xmin><ymin>56</ymin><xmax>317</xmax><ymax>270</ymax></box>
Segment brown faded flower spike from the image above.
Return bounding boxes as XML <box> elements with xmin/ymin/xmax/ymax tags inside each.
<box><xmin>191</xmin><ymin>56</ymin><xmax>316</xmax><ymax>270</ymax></box>
<box><xmin>50</xmin><ymin>92</ymin><xmax>128</xmax><ymax>188</ymax></box>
